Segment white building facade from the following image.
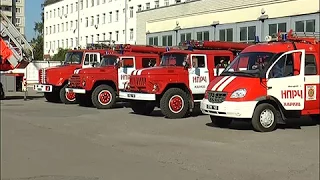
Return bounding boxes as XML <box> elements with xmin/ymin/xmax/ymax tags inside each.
<box><xmin>136</xmin><ymin>0</ymin><xmax>320</xmax><ymax>45</ymax></box>
<box><xmin>0</xmin><ymin>0</ymin><xmax>26</xmax><ymax>35</ymax></box>
<box><xmin>43</xmin><ymin>0</ymin><xmax>191</xmax><ymax>56</ymax></box>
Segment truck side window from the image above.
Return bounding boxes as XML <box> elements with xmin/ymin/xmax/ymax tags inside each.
<box><xmin>214</xmin><ymin>56</ymin><xmax>230</xmax><ymax>68</ymax></box>
<box><xmin>305</xmin><ymin>54</ymin><xmax>317</xmax><ymax>75</ymax></box>
<box><xmin>93</xmin><ymin>54</ymin><xmax>98</xmax><ymax>63</ymax></box>
<box><xmin>269</xmin><ymin>54</ymin><xmax>294</xmax><ymax>78</ymax></box>
<box><xmin>121</xmin><ymin>58</ymin><xmax>134</xmax><ymax>68</ymax></box>
<box><xmin>192</xmin><ymin>55</ymin><xmax>205</xmax><ymax>68</ymax></box>
<box><xmin>84</xmin><ymin>54</ymin><xmax>90</xmax><ymax>65</ymax></box>
<box><xmin>142</xmin><ymin>58</ymin><xmax>156</xmax><ymax>67</ymax></box>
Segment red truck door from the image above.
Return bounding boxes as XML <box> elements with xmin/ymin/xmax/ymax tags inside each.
<box><xmin>188</xmin><ymin>54</ymin><xmax>209</xmax><ymax>94</ymax></box>
<box><xmin>266</xmin><ymin>49</ymin><xmax>306</xmax><ymax>110</ymax></box>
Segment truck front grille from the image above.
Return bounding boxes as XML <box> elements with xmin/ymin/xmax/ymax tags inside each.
<box><xmin>39</xmin><ymin>68</ymin><xmax>46</xmax><ymax>84</ymax></box>
<box><xmin>208</xmin><ymin>91</ymin><xmax>227</xmax><ymax>103</ymax></box>
<box><xmin>69</xmin><ymin>75</ymin><xmax>81</xmax><ymax>87</ymax></box>
<box><xmin>130</xmin><ymin>76</ymin><xmax>146</xmax><ymax>87</ymax></box>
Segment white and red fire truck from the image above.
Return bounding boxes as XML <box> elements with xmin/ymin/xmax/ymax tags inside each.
<box><xmin>200</xmin><ymin>30</ymin><xmax>320</xmax><ymax>132</ymax></box>
<box><xmin>119</xmin><ymin>40</ymin><xmax>251</xmax><ymax>118</ymax></box>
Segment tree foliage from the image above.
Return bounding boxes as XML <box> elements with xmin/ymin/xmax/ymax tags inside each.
<box><xmin>30</xmin><ymin>4</ymin><xmax>45</xmax><ymax>60</ymax></box>
<box><xmin>51</xmin><ymin>48</ymin><xmax>68</xmax><ymax>61</ymax></box>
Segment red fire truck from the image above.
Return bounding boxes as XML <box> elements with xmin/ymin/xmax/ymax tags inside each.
<box><xmin>65</xmin><ymin>44</ymin><xmax>166</xmax><ymax>108</ymax></box>
<box><xmin>33</xmin><ymin>48</ymin><xmax>109</xmax><ymax>103</ymax></box>
<box><xmin>119</xmin><ymin>40</ymin><xmax>251</xmax><ymax>118</ymax></box>
<box><xmin>200</xmin><ymin>30</ymin><xmax>320</xmax><ymax>132</ymax></box>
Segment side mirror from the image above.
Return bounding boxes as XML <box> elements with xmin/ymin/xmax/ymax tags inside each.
<box><xmin>182</xmin><ymin>61</ymin><xmax>189</xmax><ymax>69</ymax></box>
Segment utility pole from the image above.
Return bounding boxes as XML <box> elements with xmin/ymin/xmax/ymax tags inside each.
<box><xmin>12</xmin><ymin>0</ymin><xmax>16</xmax><ymax>25</ymax></box>
<box><xmin>124</xmin><ymin>0</ymin><xmax>127</xmax><ymax>44</ymax></box>
<box><xmin>77</xmin><ymin>0</ymin><xmax>80</xmax><ymax>48</ymax></box>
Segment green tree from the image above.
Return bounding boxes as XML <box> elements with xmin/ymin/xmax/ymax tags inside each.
<box><xmin>51</xmin><ymin>48</ymin><xmax>68</xmax><ymax>61</ymax></box>
<box><xmin>30</xmin><ymin>3</ymin><xmax>44</xmax><ymax>60</ymax></box>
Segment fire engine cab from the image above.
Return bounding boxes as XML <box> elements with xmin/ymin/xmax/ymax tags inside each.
<box><xmin>65</xmin><ymin>45</ymin><xmax>164</xmax><ymax>108</ymax></box>
<box><xmin>119</xmin><ymin>40</ymin><xmax>250</xmax><ymax>118</ymax></box>
<box><xmin>200</xmin><ymin>30</ymin><xmax>320</xmax><ymax>132</ymax></box>
<box><xmin>33</xmin><ymin>49</ymin><xmax>107</xmax><ymax>104</ymax></box>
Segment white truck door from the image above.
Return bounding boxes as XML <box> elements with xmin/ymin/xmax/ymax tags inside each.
<box><xmin>118</xmin><ymin>57</ymin><xmax>135</xmax><ymax>90</ymax></box>
<box><xmin>266</xmin><ymin>49</ymin><xmax>306</xmax><ymax>110</ymax></box>
<box><xmin>188</xmin><ymin>54</ymin><xmax>210</xmax><ymax>94</ymax></box>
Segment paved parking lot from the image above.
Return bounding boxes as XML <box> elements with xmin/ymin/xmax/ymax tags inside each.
<box><xmin>1</xmin><ymin>94</ymin><xmax>319</xmax><ymax>180</ymax></box>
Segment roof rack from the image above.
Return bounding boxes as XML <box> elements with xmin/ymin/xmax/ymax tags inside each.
<box><xmin>113</xmin><ymin>44</ymin><xmax>173</xmax><ymax>54</ymax></box>
<box><xmin>179</xmin><ymin>40</ymin><xmax>252</xmax><ymax>51</ymax></box>
<box><xmin>266</xmin><ymin>29</ymin><xmax>319</xmax><ymax>44</ymax></box>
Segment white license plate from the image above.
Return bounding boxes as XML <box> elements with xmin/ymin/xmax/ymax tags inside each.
<box><xmin>127</xmin><ymin>94</ymin><xmax>136</xmax><ymax>98</ymax></box>
<box><xmin>207</xmin><ymin>105</ymin><xmax>218</xmax><ymax>110</ymax></box>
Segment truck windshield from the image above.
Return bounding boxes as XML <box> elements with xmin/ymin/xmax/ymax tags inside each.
<box><xmin>100</xmin><ymin>55</ymin><xmax>118</xmax><ymax>66</ymax></box>
<box><xmin>160</xmin><ymin>53</ymin><xmax>187</xmax><ymax>67</ymax></box>
<box><xmin>221</xmin><ymin>52</ymin><xmax>275</xmax><ymax>77</ymax></box>
<box><xmin>64</xmin><ymin>51</ymin><xmax>83</xmax><ymax>64</ymax></box>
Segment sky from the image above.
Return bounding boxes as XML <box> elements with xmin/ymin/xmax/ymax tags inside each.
<box><xmin>25</xmin><ymin>0</ymin><xmax>44</xmax><ymax>41</ymax></box>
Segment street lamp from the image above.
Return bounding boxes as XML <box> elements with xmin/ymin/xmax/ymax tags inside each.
<box><xmin>173</xmin><ymin>21</ymin><xmax>181</xmax><ymax>46</ymax></box>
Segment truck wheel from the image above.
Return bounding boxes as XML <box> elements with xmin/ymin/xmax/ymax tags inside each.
<box><xmin>60</xmin><ymin>84</ymin><xmax>77</xmax><ymax>104</ymax></box>
<box><xmin>252</xmin><ymin>103</ymin><xmax>278</xmax><ymax>132</ymax></box>
<box><xmin>210</xmin><ymin>116</ymin><xmax>232</xmax><ymax>128</ymax></box>
<box><xmin>160</xmin><ymin>88</ymin><xmax>189</xmax><ymax>119</ymax></box>
<box><xmin>91</xmin><ymin>85</ymin><xmax>116</xmax><ymax>109</ymax></box>
<box><xmin>77</xmin><ymin>94</ymin><xmax>92</xmax><ymax>107</ymax></box>
<box><xmin>130</xmin><ymin>101</ymin><xmax>155</xmax><ymax>115</ymax></box>
<box><xmin>310</xmin><ymin>115</ymin><xmax>320</xmax><ymax>123</ymax></box>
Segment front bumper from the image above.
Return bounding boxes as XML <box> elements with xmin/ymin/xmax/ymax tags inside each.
<box><xmin>119</xmin><ymin>91</ymin><xmax>156</xmax><ymax>101</ymax></box>
<box><xmin>200</xmin><ymin>99</ymin><xmax>257</xmax><ymax>119</ymax></box>
<box><xmin>65</xmin><ymin>88</ymin><xmax>86</xmax><ymax>94</ymax></box>
<box><xmin>33</xmin><ymin>84</ymin><xmax>52</xmax><ymax>92</ymax></box>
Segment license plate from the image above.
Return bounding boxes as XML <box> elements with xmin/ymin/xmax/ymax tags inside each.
<box><xmin>207</xmin><ymin>105</ymin><xmax>218</xmax><ymax>110</ymax></box>
<box><xmin>127</xmin><ymin>94</ymin><xmax>136</xmax><ymax>98</ymax></box>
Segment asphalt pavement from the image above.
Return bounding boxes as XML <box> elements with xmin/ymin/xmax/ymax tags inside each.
<box><xmin>1</xmin><ymin>93</ymin><xmax>319</xmax><ymax>180</ymax></box>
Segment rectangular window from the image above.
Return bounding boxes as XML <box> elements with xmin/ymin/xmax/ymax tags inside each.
<box><xmin>146</xmin><ymin>3</ymin><xmax>150</xmax><ymax>10</ymax></box>
<box><xmin>96</xmin><ymin>15</ymin><xmax>99</xmax><ymax>24</ymax></box>
<box><xmin>66</xmin><ymin>22</ymin><xmax>68</xmax><ymax>31</ymax></box>
<box><xmin>102</xmin><ymin>33</ymin><xmax>106</xmax><ymax>41</ymax></box>
<box><xmin>130</xmin><ymin>29</ymin><xmax>133</xmax><ymax>40</ymax></box>
<box><xmin>295</xmin><ymin>21</ymin><xmax>305</xmax><ymax>32</ymax></box>
<box><xmin>240</xmin><ymin>26</ymin><xmax>256</xmax><ymax>42</ymax></box>
<box><xmin>148</xmin><ymin>37</ymin><xmax>158</xmax><ymax>46</ymax></box>
<box><xmin>219</xmin><ymin>28</ymin><xmax>233</xmax><ymax>42</ymax></box>
<box><xmin>121</xmin><ymin>58</ymin><xmax>134</xmax><ymax>68</ymax></box>
<box><xmin>129</xmin><ymin>7</ymin><xmax>133</xmax><ymax>18</ymax></box>
<box><xmin>91</xmin><ymin>16</ymin><xmax>94</xmax><ymax>26</ymax></box>
<box><xmin>196</xmin><ymin>31</ymin><xmax>210</xmax><ymax>41</ymax></box>
<box><xmin>85</xmin><ymin>17</ymin><xmax>88</xmax><ymax>27</ymax></box>
<box><xmin>137</xmin><ymin>5</ymin><xmax>142</xmax><ymax>12</ymax></box>
<box><xmin>155</xmin><ymin>0</ymin><xmax>159</xmax><ymax>8</ymax></box>
<box><xmin>115</xmin><ymin>31</ymin><xmax>119</xmax><ymax>41</ymax></box>
<box><xmin>102</xmin><ymin>13</ymin><xmax>106</xmax><ymax>24</ymax></box>
<box><xmin>109</xmin><ymin>12</ymin><xmax>112</xmax><ymax>23</ymax></box>
<box><xmin>306</xmin><ymin>19</ymin><xmax>315</xmax><ymax>32</ymax></box>
<box><xmin>180</xmin><ymin>33</ymin><xmax>192</xmax><ymax>43</ymax></box>
<box><xmin>61</xmin><ymin>23</ymin><xmax>64</xmax><ymax>31</ymax></box>
<box><xmin>115</xmin><ymin>10</ymin><xmax>119</xmax><ymax>21</ymax></box>
<box><xmin>71</xmin><ymin>3</ymin><xmax>73</xmax><ymax>13</ymax></box>
<box><xmin>269</xmin><ymin>23</ymin><xmax>287</xmax><ymax>37</ymax></box>
<box><xmin>162</xmin><ymin>35</ymin><xmax>173</xmax><ymax>46</ymax></box>
<box><xmin>305</xmin><ymin>54</ymin><xmax>317</xmax><ymax>75</ymax></box>
<box><xmin>142</xmin><ymin>58</ymin><xmax>157</xmax><ymax>68</ymax></box>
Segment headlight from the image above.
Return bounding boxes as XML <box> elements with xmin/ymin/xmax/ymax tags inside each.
<box><xmin>152</xmin><ymin>84</ymin><xmax>159</xmax><ymax>92</ymax></box>
<box><xmin>230</xmin><ymin>89</ymin><xmax>247</xmax><ymax>98</ymax></box>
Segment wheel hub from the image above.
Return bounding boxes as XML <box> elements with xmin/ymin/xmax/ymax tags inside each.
<box><xmin>65</xmin><ymin>92</ymin><xmax>76</xmax><ymax>102</ymax></box>
<box><xmin>169</xmin><ymin>95</ymin><xmax>184</xmax><ymax>113</ymax></box>
<box><xmin>98</xmin><ymin>90</ymin><xmax>112</xmax><ymax>105</ymax></box>
<box><xmin>259</xmin><ymin>109</ymin><xmax>275</xmax><ymax>128</ymax></box>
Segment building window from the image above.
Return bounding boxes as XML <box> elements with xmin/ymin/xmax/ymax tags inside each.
<box><xmin>62</xmin><ymin>6</ymin><xmax>64</xmax><ymax>15</ymax></box>
<box><xmin>148</xmin><ymin>37</ymin><xmax>158</xmax><ymax>45</ymax></box>
<box><xmin>57</xmin><ymin>24</ymin><xmax>60</xmax><ymax>32</ymax></box>
<box><xmin>57</xmin><ymin>8</ymin><xmax>60</xmax><ymax>16</ymax></box>
<box><xmin>109</xmin><ymin>12</ymin><xmax>112</xmax><ymax>23</ymax></box>
<box><xmin>16</xmin><ymin>7</ymin><xmax>21</xmax><ymax>13</ymax></box>
<box><xmin>219</xmin><ymin>28</ymin><xmax>233</xmax><ymax>42</ymax></box>
<box><xmin>66</xmin><ymin>39</ymin><xmax>68</xmax><ymax>48</ymax></box>
<box><xmin>91</xmin><ymin>0</ymin><xmax>94</xmax><ymax>6</ymax></box>
<box><xmin>46</xmin><ymin>27</ymin><xmax>48</xmax><ymax>35</ymax></box>
<box><xmin>96</xmin><ymin>34</ymin><xmax>100</xmax><ymax>42</ymax></box>
<box><xmin>175</xmin><ymin>0</ymin><xmax>181</xmax><ymax>3</ymax></box>
<box><xmin>115</xmin><ymin>31</ymin><xmax>119</xmax><ymax>41</ymax></box>
<box><xmin>129</xmin><ymin>7</ymin><xmax>133</xmax><ymax>18</ymax></box>
<box><xmin>61</xmin><ymin>40</ymin><xmax>64</xmax><ymax>48</ymax></box>
<box><xmin>240</xmin><ymin>26</ymin><xmax>256</xmax><ymax>42</ymax></box>
<box><xmin>180</xmin><ymin>33</ymin><xmax>192</xmax><ymax>43</ymax></box>
<box><xmin>86</xmin><ymin>0</ymin><xmax>88</xmax><ymax>8</ymax></box>
<box><xmin>102</xmin><ymin>33</ymin><xmax>106</xmax><ymax>41</ymax></box>
<box><xmin>96</xmin><ymin>15</ymin><xmax>99</xmax><ymax>24</ymax></box>
<box><xmin>50</xmin><ymin>10</ymin><xmax>52</xmax><ymax>18</ymax></box>
<box><xmin>146</xmin><ymin>3</ymin><xmax>150</xmax><ymax>10</ymax></box>
<box><xmin>137</xmin><ymin>5</ymin><xmax>142</xmax><ymax>12</ymax></box>
<box><xmin>80</xmin><ymin>0</ymin><xmax>83</xmax><ymax>9</ymax></box>
<box><xmin>71</xmin><ymin>38</ymin><xmax>73</xmax><ymax>47</ymax></box>
<box><xmin>85</xmin><ymin>36</ymin><xmax>88</xmax><ymax>44</ymax></box>
<box><xmin>70</xmin><ymin>21</ymin><xmax>73</xmax><ymax>29</ymax></box>
<box><xmin>97</xmin><ymin>0</ymin><xmax>100</xmax><ymax>5</ymax></box>
<box><xmin>76</xmin><ymin>2</ymin><xmax>78</xmax><ymax>11</ymax></box>
<box><xmin>109</xmin><ymin>32</ymin><xmax>112</xmax><ymax>40</ymax></box>
<box><xmin>71</xmin><ymin>3</ymin><xmax>73</xmax><ymax>13</ymax></box>
<box><xmin>66</xmin><ymin>5</ymin><xmax>68</xmax><ymax>14</ymax></box>
<box><xmin>85</xmin><ymin>17</ymin><xmax>88</xmax><ymax>27</ymax></box>
<box><xmin>115</xmin><ymin>10</ymin><xmax>119</xmax><ymax>21</ymax></box>
<box><xmin>196</xmin><ymin>31</ymin><xmax>210</xmax><ymax>41</ymax></box>
<box><xmin>164</xmin><ymin>0</ymin><xmax>169</xmax><ymax>6</ymax></box>
<box><xmin>49</xmin><ymin>26</ymin><xmax>52</xmax><ymax>34</ymax></box>
<box><xmin>155</xmin><ymin>1</ymin><xmax>159</xmax><ymax>8</ymax></box>
<box><xmin>162</xmin><ymin>35</ymin><xmax>173</xmax><ymax>46</ymax></box>
<box><xmin>61</xmin><ymin>23</ymin><xmax>64</xmax><ymax>31</ymax></box>
<box><xmin>53</xmin><ymin>25</ymin><xmax>56</xmax><ymax>33</ymax></box>
<box><xmin>269</xmin><ymin>23</ymin><xmax>286</xmax><ymax>37</ymax></box>
<box><xmin>91</xmin><ymin>16</ymin><xmax>94</xmax><ymax>26</ymax></box>
<box><xmin>102</xmin><ymin>0</ymin><xmax>106</xmax><ymax>3</ymax></box>
<box><xmin>102</xmin><ymin>13</ymin><xmax>106</xmax><ymax>24</ymax></box>
<box><xmin>66</xmin><ymin>22</ymin><xmax>68</xmax><ymax>31</ymax></box>
<box><xmin>46</xmin><ymin>12</ymin><xmax>48</xmax><ymax>19</ymax></box>
<box><xmin>91</xmin><ymin>35</ymin><xmax>94</xmax><ymax>43</ymax></box>
<box><xmin>75</xmin><ymin>20</ymin><xmax>78</xmax><ymax>28</ymax></box>
<box><xmin>129</xmin><ymin>29</ymin><xmax>133</xmax><ymax>40</ymax></box>
<box><xmin>295</xmin><ymin>19</ymin><xmax>315</xmax><ymax>32</ymax></box>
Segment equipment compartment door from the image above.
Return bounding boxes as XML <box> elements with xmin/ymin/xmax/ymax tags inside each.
<box><xmin>118</xmin><ymin>57</ymin><xmax>135</xmax><ymax>90</ymax></box>
<box><xmin>188</xmin><ymin>54</ymin><xmax>210</xmax><ymax>94</ymax></box>
<box><xmin>266</xmin><ymin>49</ymin><xmax>306</xmax><ymax>110</ymax></box>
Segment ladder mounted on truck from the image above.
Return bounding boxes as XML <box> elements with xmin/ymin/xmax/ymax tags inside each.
<box><xmin>180</xmin><ymin>40</ymin><xmax>252</xmax><ymax>52</ymax></box>
<box><xmin>114</xmin><ymin>44</ymin><xmax>173</xmax><ymax>54</ymax></box>
<box><xmin>267</xmin><ymin>29</ymin><xmax>320</xmax><ymax>44</ymax></box>
<box><xmin>0</xmin><ymin>10</ymin><xmax>34</xmax><ymax>67</ymax></box>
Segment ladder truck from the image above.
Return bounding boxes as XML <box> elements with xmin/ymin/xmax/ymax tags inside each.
<box><xmin>0</xmin><ymin>10</ymin><xmax>34</xmax><ymax>99</ymax></box>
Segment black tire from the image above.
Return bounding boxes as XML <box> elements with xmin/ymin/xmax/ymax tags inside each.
<box><xmin>210</xmin><ymin>116</ymin><xmax>232</xmax><ymax>128</ymax></box>
<box><xmin>310</xmin><ymin>114</ymin><xmax>320</xmax><ymax>123</ymax></box>
<box><xmin>130</xmin><ymin>101</ymin><xmax>155</xmax><ymax>115</ymax></box>
<box><xmin>59</xmin><ymin>84</ymin><xmax>77</xmax><ymax>104</ymax></box>
<box><xmin>77</xmin><ymin>94</ymin><xmax>92</xmax><ymax>107</ymax></box>
<box><xmin>91</xmin><ymin>85</ymin><xmax>116</xmax><ymax>109</ymax></box>
<box><xmin>252</xmin><ymin>103</ymin><xmax>278</xmax><ymax>132</ymax></box>
<box><xmin>160</xmin><ymin>88</ymin><xmax>189</xmax><ymax>119</ymax></box>
<box><xmin>44</xmin><ymin>92</ymin><xmax>60</xmax><ymax>103</ymax></box>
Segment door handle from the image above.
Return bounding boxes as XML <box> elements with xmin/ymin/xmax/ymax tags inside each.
<box><xmin>267</xmin><ymin>86</ymin><xmax>272</xmax><ymax>90</ymax></box>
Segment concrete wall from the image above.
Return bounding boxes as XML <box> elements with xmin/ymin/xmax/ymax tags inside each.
<box><xmin>136</xmin><ymin>0</ymin><xmax>320</xmax><ymax>44</ymax></box>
